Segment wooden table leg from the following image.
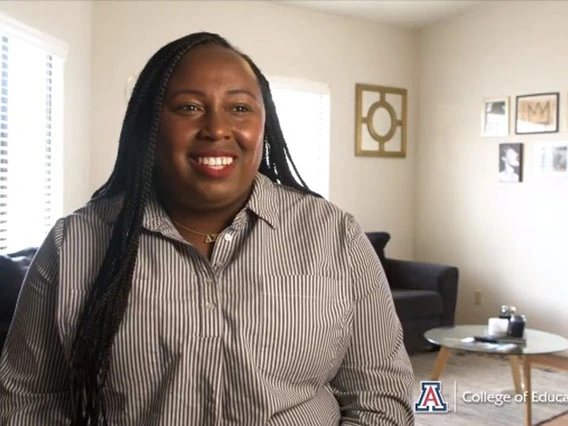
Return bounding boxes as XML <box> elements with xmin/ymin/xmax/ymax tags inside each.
<box><xmin>509</xmin><ymin>355</ymin><xmax>523</xmax><ymax>394</ymax></box>
<box><xmin>523</xmin><ymin>356</ymin><xmax>532</xmax><ymax>426</ymax></box>
<box><xmin>431</xmin><ymin>346</ymin><xmax>451</xmax><ymax>380</ymax></box>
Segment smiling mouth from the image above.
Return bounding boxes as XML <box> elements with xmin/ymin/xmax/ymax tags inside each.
<box><xmin>192</xmin><ymin>156</ymin><xmax>235</xmax><ymax>170</ymax></box>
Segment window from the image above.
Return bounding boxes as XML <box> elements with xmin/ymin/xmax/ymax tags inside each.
<box><xmin>0</xmin><ymin>14</ymin><xmax>65</xmax><ymax>253</ymax></box>
<box><xmin>270</xmin><ymin>77</ymin><xmax>330</xmax><ymax>198</ymax></box>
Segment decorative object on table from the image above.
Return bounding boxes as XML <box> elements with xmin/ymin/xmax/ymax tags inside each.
<box><xmin>508</xmin><ymin>314</ymin><xmax>527</xmax><ymax>338</ymax></box>
<box><xmin>499</xmin><ymin>305</ymin><xmax>517</xmax><ymax>320</ymax></box>
<box><xmin>482</xmin><ymin>306</ymin><xmax>527</xmax><ymax>344</ymax></box>
<box><xmin>498</xmin><ymin>143</ymin><xmax>523</xmax><ymax>183</ymax></box>
<box><xmin>355</xmin><ymin>83</ymin><xmax>407</xmax><ymax>158</ymax></box>
<box><xmin>488</xmin><ymin>317</ymin><xmax>510</xmax><ymax>337</ymax></box>
<box><xmin>515</xmin><ymin>92</ymin><xmax>559</xmax><ymax>134</ymax></box>
<box><xmin>482</xmin><ymin>97</ymin><xmax>509</xmax><ymax>137</ymax></box>
<box><xmin>534</xmin><ymin>141</ymin><xmax>568</xmax><ymax>177</ymax></box>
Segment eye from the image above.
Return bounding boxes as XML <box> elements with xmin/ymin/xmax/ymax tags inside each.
<box><xmin>233</xmin><ymin>104</ymin><xmax>251</xmax><ymax>113</ymax></box>
<box><xmin>176</xmin><ymin>103</ymin><xmax>201</xmax><ymax>113</ymax></box>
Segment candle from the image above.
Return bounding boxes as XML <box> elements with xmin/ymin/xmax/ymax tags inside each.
<box><xmin>488</xmin><ymin>317</ymin><xmax>509</xmax><ymax>337</ymax></box>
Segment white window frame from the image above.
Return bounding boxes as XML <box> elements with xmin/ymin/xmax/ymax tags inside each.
<box><xmin>0</xmin><ymin>13</ymin><xmax>66</xmax><ymax>253</ymax></box>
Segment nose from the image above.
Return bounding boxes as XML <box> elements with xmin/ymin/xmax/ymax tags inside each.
<box><xmin>198</xmin><ymin>109</ymin><xmax>231</xmax><ymax>141</ymax></box>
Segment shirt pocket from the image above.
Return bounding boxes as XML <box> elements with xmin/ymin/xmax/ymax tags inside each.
<box><xmin>253</xmin><ymin>275</ymin><xmax>350</xmax><ymax>384</ymax></box>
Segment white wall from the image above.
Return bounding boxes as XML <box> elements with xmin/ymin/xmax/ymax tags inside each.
<box><xmin>0</xmin><ymin>1</ymin><xmax>92</xmax><ymax>214</ymax></box>
<box><xmin>418</xmin><ymin>1</ymin><xmax>568</xmax><ymax>342</ymax></box>
<box><xmin>90</xmin><ymin>0</ymin><xmax>419</xmax><ymax>258</ymax></box>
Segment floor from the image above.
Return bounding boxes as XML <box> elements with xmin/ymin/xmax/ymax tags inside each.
<box><xmin>532</xmin><ymin>355</ymin><xmax>568</xmax><ymax>426</ymax></box>
<box><xmin>543</xmin><ymin>414</ymin><xmax>568</xmax><ymax>425</ymax></box>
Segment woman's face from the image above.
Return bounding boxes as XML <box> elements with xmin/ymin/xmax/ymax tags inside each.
<box><xmin>156</xmin><ymin>44</ymin><xmax>265</xmax><ymax>212</ymax></box>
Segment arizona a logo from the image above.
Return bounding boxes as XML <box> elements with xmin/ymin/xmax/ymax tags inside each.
<box><xmin>414</xmin><ymin>381</ymin><xmax>449</xmax><ymax>413</ymax></box>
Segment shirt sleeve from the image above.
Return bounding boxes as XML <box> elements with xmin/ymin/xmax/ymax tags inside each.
<box><xmin>0</xmin><ymin>218</ymin><xmax>71</xmax><ymax>425</ymax></box>
<box><xmin>329</xmin><ymin>215</ymin><xmax>415</xmax><ymax>425</ymax></box>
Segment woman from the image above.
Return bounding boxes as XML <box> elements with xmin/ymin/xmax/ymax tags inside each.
<box><xmin>0</xmin><ymin>32</ymin><xmax>414</xmax><ymax>425</ymax></box>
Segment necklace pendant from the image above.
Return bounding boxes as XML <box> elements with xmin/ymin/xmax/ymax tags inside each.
<box><xmin>204</xmin><ymin>234</ymin><xmax>218</xmax><ymax>244</ymax></box>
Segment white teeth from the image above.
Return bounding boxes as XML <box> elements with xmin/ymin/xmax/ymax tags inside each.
<box><xmin>196</xmin><ymin>156</ymin><xmax>234</xmax><ymax>167</ymax></box>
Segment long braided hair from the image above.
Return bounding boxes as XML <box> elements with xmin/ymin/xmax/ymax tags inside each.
<box><xmin>70</xmin><ymin>32</ymin><xmax>313</xmax><ymax>425</ymax></box>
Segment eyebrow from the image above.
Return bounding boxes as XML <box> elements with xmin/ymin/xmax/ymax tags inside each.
<box><xmin>170</xmin><ymin>88</ymin><xmax>259</xmax><ymax>101</ymax></box>
<box><xmin>226</xmin><ymin>89</ymin><xmax>258</xmax><ymax>100</ymax></box>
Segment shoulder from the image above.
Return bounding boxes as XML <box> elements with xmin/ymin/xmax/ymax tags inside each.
<box><xmin>38</xmin><ymin>197</ymin><xmax>119</xmax><ymax>292</ymax></box>
<box><xmin>50</xmin><ymin>196</ymin><xmax>122</xmax><ymax>246</ymax></box>
<box><xmin>268</xmin><ymin>180</ymin><xmax>361</xmax><ymax>243</ymax></box>
<box><xmin>69</xmin><ymin>195</ymin><xmax>123</xmax><ymax>224</ymax></box>
<box><xmin>64</xmin><ymin>195</ymin><xmax>122</xmax><ymax>226</ymax></box>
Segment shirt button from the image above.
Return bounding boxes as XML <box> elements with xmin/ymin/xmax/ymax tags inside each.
<box><xmin>224</xmin><ymin>233</ymin><xmax>234</xmax><ymax>242</ymax></box>
<box><xmin>205</xmin><ymin>278</ymin><xmax>214</xmax><ymax>286</ymax></box>
<box><xmin>206</xmin><ymin>303</ymin><xmax>216</xmax><ymax>311</ymax></box>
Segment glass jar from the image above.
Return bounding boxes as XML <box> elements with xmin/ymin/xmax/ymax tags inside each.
<box><xmin>508</xmin><ymin>314</ymin><xmax>526</xmax><ymax>338</ymax></box>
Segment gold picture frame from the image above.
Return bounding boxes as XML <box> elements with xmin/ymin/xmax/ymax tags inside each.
<box><xmin>355</xmin><ymin>83</ymin><xmax>407</xmax><ymax>158</ymax></box>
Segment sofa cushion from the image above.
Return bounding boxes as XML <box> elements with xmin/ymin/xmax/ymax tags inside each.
<box><xmin>0</xmin><ymin>255</ymin><xmax>26</xmax><ymax>322</ymax></box>
<box><xmin>391</xmin><ymin>289</ymin><xmax>443</xmax><ymax>322</ymax></box>
<box><xmin>365</xmin><ymin>232</ymin><xmax>390</xmax><ymax>270</ymax></box>
<box><xmin>8</xmin><ymin>247</ymin><xmax>37</xmax><ymax>269</ymax></box>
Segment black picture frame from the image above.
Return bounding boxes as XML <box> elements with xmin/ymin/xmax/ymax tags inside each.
<box><xmin>499</xmin><ymin>143</ymin><xmax>523</xmax><ymax>183</ymax></box>
<box><xmin>515</xmin><ymin>92</ymin><xmax>559</xmax><ymax>134</ymax></box>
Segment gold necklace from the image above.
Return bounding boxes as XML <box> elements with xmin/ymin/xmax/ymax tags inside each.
<box><xmin>171</xmin><ymin>219</ymin><xmax>219</xmax><ymax>244</ymax></box>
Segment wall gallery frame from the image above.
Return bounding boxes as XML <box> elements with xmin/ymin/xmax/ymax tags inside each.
<box><xmin>534</xmin><ymin>141</ymin><xmax>568</xmax><ymax>177</ymax></box>
<box><xmin>498</xmin><ymin>143</ymin><xmax>523</xmax><ymax>183</ymax></box>
<box><xmin>482</xmin><ymin>97</ymin><xmax>509</xmax><ymax>137</ymax></box>
<box><xmin>515</xmin><ymin>92</ymin><xmax>559</xmax><ymax>134</ymax></box>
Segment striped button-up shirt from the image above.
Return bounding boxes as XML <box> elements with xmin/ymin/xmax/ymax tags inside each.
<box><xmin>0</xmin><ymin>173</ymin><xmax>414</xmax><ymax>425</ymax></box>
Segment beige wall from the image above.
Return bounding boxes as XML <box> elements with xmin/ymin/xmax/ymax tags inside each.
<box><xmin>90</xmin><ymin>0</ymin><xmax>419</xmax><ymax>258</ymax></box>
<box><xmin>2</xmin><ymin>0</ymin><xmax>565</xmax><ymax>346</ymax></box>
<box><xmin>418</xmin><ymin>1</ymin><xmax>568</xmax><ymax>341</ymax></box>
<box><xmin>0</xmin><ymin>0</ymin><xmax>92</xmax><ymax>214</ymax></box>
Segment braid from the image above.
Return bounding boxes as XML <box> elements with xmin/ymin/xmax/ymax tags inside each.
<box><xmin>70</xmin><ymin>32</ymin><xmax>231</xmax><ymax>425</ymax></box>
<box><xmin>71</xmin><ymin>31</ymin><xmax>315</xmax><ymax>425</ymax></box>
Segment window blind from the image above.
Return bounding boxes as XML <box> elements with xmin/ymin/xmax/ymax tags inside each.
<box><xmin>0</xmin><ymin>17</ymin><xmax>64</xmax><ymax>253</ymax></box>
<box><xmin>0</xmin><ymin>36</ymin><xmax>8</xmax><ymax>250</ymax></box>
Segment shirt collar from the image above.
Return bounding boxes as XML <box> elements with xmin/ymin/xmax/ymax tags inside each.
<box><xmin>141</xmin><ymin>172</ymin><xmax>281</xmax><ymax>233</ymax></box>
<box><xmin>244</xmin><ymin>173</ymin><xmax>280</xmax><ymax>229</ymax></box>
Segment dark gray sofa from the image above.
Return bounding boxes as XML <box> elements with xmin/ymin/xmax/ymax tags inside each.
<box><xmin>0</xmin><ymin>248</ymin><xmax>37</xmax><ymax>353</ymax></box>
<box><xmin>366</xmin><ymin>232</ymin><xmax>459</xmax><ymax>353</ymax></box>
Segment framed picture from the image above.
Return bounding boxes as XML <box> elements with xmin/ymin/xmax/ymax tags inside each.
<box><xmin>482</xmin><ymin>97</ymin><xmax>509</xmax><ymax>137</ymax></box>
<box><xmin>355</xmin><ymin>83</ymin><xmax>407</xmax><ymax>158</ymax></box>
<box><xmin>515</xmin><ymin>92</ymin><xmax>559</xmax><ymax>134</ymax></box>
<box><xmin>534</xmin><ymin>142</ymin><xmax>568</xmax><ymax>177</ymax></box>
<box><xmin>498</xmin><ymin>143</ymin><xmax>523</xmax><ymax>183</ymax></box>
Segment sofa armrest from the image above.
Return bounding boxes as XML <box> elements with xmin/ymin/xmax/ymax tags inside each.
<box><xmin>386</xmin><ymin>258</ymin><xmax>459</xmax><ymax>326</ymax></box>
